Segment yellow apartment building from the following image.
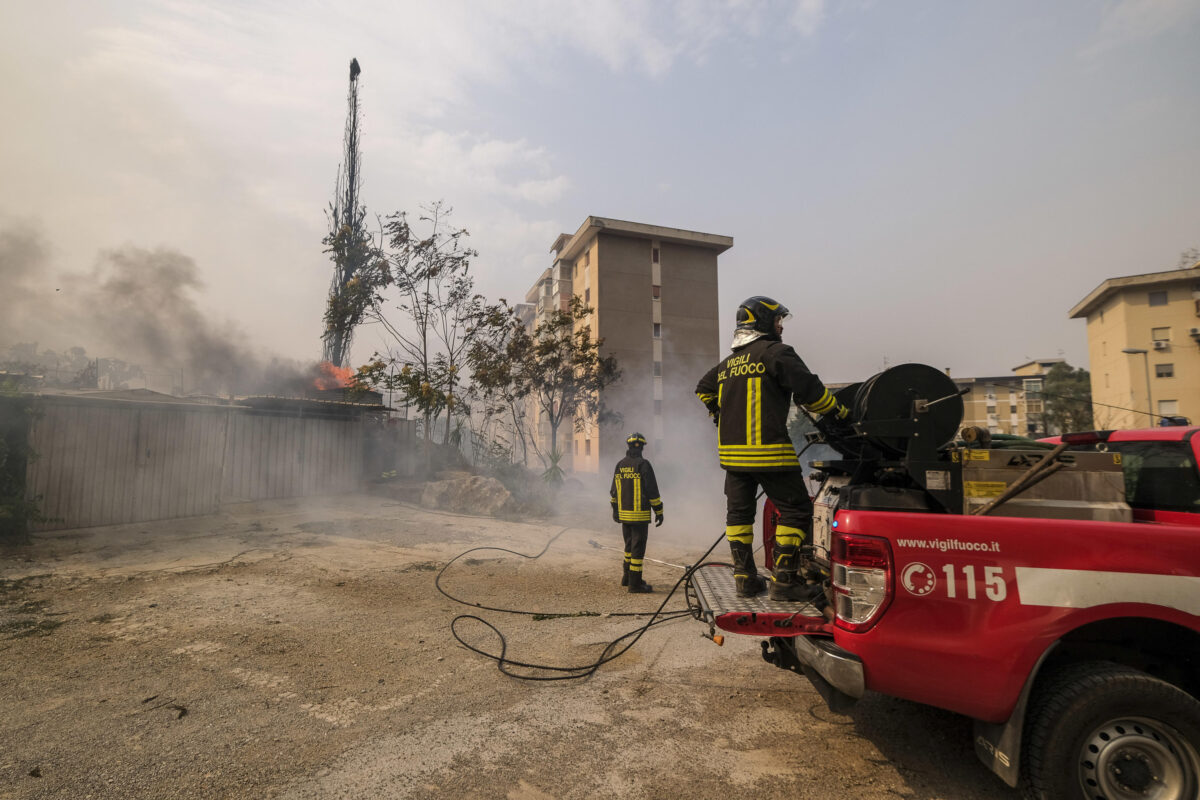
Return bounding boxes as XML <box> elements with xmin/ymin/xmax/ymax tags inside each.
<box><xmin>1070</xmin><ymin>265</ymin><xmax>1200</xmax><ymax>429</ymax></box>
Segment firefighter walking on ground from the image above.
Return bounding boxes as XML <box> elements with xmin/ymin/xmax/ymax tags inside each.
<box><xmin>609</xmin><ymin>432</ymin><xmax>664</xmax><ymax>594</ymax></box>
<box><xmin>695</xmin><ymin>296</ymin><xmax>850</xmax><ymax>601</ymax></box>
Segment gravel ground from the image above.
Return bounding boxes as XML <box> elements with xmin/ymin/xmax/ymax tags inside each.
<box><xmin>0</xmin><ymin>494</ymin><xmax>1018</xmax><ymax>799</ymax></box>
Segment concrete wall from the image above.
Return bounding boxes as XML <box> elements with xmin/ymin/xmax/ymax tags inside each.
<box><xmin>24</xmin><ymin>396</ymin><xmax>409</xmax><ymax>531</ymax></box>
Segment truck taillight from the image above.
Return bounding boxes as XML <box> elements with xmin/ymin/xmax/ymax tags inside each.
<box><xmin>831</xmin><ymin>532</ymin><xmax>893</xmax><ymax>632</ymax></box>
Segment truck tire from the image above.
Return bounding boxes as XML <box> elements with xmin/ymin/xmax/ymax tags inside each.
<box><xmin>1022</xmin><ymin>661</ymin><xmax>1200</xmax><ymax>800</ymax></box>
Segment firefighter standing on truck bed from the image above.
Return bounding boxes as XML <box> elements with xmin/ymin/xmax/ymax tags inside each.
<box><xmin>610</xmin><ymin>432</ymin><xmax>664</xmax><ymax>594</ymax></box>
<box><xmin>695</xmin><ymin>296</ymin><xmax>851</xmax><ymax>601</ymax></box>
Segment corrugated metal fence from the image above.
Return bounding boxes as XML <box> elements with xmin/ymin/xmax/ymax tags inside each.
<box><xmin>24</xmin><ymin>396</ymin><xmax>408</xmax><ymax>531</ymax></box>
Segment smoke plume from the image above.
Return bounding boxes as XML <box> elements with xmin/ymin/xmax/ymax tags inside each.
<box><xmin>0</xmin><ymin>218</ymin><xmax>329</xmax><ymax>396</ymax></box>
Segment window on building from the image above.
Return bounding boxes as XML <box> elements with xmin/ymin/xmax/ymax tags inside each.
<box><xmin>585</xmin><ymin>439</ymin><xmax>591</xmax><ymax>456</ymax></box>
<box><xmin>1159</xmin><ymin>400</ymin><xmax>1179</xmax><ymax>416</ymax></box>
<box><xmin>583</xmin><ymin>251</ymin><xmax>590</xmax><ymax>267</ymax></box>
<box><xmin>652</xmin><ymin>247</ymin><xmax>660</xmax><ymax>264</ymax></box>
<box><xmin>1024</xmin><ymin>379</ymin><xmax>1043</xmax><ymax>414</ymax></box>
<box><xmin>1010</xmin><ymin>404</ymin><xmax>1017</xmax><ymax>414</ymax></box>
<box><xmin>1156</xmin><ymin>363</ymin><xmax>1175</xmax><ymax>378</ymax></box>
<box><xmin>653</xmin><ymin>323</ymin><xmax>661</xmax><ymax>339</ymax></box>
<box><xmin>574</xmin><ymin>439</ymin><xmax>579</xmax><ymax>454</ymax></box>
<box><xmin>652</xmin><ymin>285</ymin><xmax>661</xmax><ymax>299</ymax></box>
<box><xmin>585</xmin><ymin>287</ymin><xmax>590</xmax><ymax>303</ymax></box>
<box><xmin>652</xmin><ymin>362</ymin><xmax>662</xmax><ymax>377</ymax></box>
<box><xmin>1152</xmin><ymin>327</ymin><xmax>1171</xmax><ymax>341</ymax></box>
<box><xmin>1149</xmin><ymin>290</ymin><xmax>1168</xmax><ymax>307</ymax></box>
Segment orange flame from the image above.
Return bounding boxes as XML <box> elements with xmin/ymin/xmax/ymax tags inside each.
<box><xmin>313</xmin><ymin>361</ymin><xmax>354</xmax><ymax>390</ymax></box>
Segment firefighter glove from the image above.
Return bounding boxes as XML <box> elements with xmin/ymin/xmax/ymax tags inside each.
<box><xmin>612</xmin><ymin>505</ymin><xmax>620</xmax><ymax>523</ymax></box>
<box><xmin>654</xmin><ymin>511</ymin><xmax>664</xmax><ymax>528</ymax></box>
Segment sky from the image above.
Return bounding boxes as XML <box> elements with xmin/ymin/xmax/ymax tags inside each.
<box><xmin>2</xmin><ymin>0</ymin><xmax>1199</xmax><ymax>384</ymax></box>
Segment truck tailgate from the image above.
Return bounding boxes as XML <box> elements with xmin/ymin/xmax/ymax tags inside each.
<box><xmin>690</xmin><ymin>564</ymin><xmax>830</xmax><ymax>637</ymax></box>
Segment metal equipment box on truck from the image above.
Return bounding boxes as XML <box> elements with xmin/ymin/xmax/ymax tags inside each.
<box><xmin>688</xmin><ymin>363</ymin><xmax>1200</xmax><ymax>800</ymax></box>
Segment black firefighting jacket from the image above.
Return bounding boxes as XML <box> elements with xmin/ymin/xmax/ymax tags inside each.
<box><xmin>695</xmin><ymin>336</ymin><xmax>839</xmax><ymax>471</ymax></box>
<box><xmin>610</xmin><ymin>449</ymin><xmax>664</xmax><ymax>523</ymax></box>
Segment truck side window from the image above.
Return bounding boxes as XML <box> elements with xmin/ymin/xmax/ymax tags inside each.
<box><xmin>1110</xmin><ymin>442</ymin><xmax>1200</xmax><ymax>513</ymax></box>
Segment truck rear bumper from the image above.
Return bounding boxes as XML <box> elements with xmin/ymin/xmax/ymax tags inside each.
<box><xmin>793</xmin><ymin>635</ymin><xmax>865</xmax><ymax>698</ymax></box>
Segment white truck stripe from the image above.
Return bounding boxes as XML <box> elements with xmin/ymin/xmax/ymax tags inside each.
<box><xmin>1016</xmin><ymin>567</ymin><xmax>1200</xmax><ymax>617</ymax></box>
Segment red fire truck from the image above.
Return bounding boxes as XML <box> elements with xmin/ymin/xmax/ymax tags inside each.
<box><xmin>689</xmin><ymin>365</ymin><xmax>1200</xmax><ymax>800</ymax></box>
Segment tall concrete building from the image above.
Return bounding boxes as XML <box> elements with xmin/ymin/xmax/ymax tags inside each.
<box><xmin>1071</xmin><ymin>265</ymin><xmax>1200</xmax><ymax>428</ymax></box>
<box><xmin>523</xmin><ymin>216</ymin><xmax>732</xmax><ymax>478</ymax></box>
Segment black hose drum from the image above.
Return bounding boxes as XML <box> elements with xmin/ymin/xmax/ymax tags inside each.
<box><xmin>853</xmin><ymin>363</ymin><xmax>963</xmax><ymax>458</ymax></box>
<box><xmin>818</xmin><ymin>364</ymin><xmax>963</xmax><ymax>461</ymax></box>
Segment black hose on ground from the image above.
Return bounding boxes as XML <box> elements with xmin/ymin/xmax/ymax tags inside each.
<box><xmin>442</xmin><ymin>527</ymin><xmax>730</xmax><ymax>682</ymax></box>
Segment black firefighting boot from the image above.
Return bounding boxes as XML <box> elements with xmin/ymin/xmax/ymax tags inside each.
<box><xmin>729</xmin><ymin>541</ymin><xmax>766</xmax><ymax>597</ymax></box>
<box><xmin>768</xmin><ymin>543</ymin><xmax>821</xmax><ymax>603</ymax></box>
<box><xmin>621</xmin><ymin>560</ymin><xmax>630</xmax><ymax>587</ymax></box>
<box><xmin>627</xmin><ymin>571</ymin><xmax>653</xmax><ymax>593</ymax></box>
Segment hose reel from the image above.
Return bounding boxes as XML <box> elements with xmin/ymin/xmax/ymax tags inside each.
<box><xmin>825</xmin><ymin>363</ymin><xmax>964</xmax><ymax>461</ymax></box>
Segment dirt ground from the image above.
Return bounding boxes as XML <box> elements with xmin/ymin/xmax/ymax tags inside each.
<box><xmin>0</xmin><ymin>493</ymin><xmax>1018</xmax><ymax>800</ymax></box>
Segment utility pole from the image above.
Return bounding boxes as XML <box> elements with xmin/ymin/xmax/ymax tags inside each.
<box><xmin>322</xmin><ymin>58</ymin><xmax>364</xmax><ymax>367</ymax></box>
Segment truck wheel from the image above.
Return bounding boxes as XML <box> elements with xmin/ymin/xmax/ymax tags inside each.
<box><xmin>1022</xmin><ymin>661</ymin><xmax>1200</xmax><ymax>800</ymax></box>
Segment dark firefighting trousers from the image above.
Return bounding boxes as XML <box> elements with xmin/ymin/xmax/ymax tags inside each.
<box><xmin>622</xmin><ymin>522</ymin><xmax>650</xmax><ymax>578</ymax></box>
<box><xmin>724</xmin><ymin>470</ymin><xmax>813</xmax><ymax>551</ymax></box>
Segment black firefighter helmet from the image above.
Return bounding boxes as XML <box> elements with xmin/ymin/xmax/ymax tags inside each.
<box><xmin>736</xmin><ymin>296</ymin><xmax>791</xmax><ymax>335</ymax></box>
<box><xmin>625</xmin><ymin>432</ymin><xmax>647</xmax><ymax>449</ymax></box>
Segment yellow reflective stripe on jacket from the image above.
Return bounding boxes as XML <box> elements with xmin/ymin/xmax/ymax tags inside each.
<box><xmin>718</xmin><ymin>441</ymin><xmax>799</xmax><ymax>468</ymax></box>
<box><xmin>745</xmin><ymin>377</ymin><xmax>762</xmax><ymax>445</ymax></box>
<box><xmin>648</xmin><ymin>497</ymin><xmax>663</xmax><ymax>511</ymax></box>
<box><xmin>618</xmin><ymin>510</ymin><xmax>652</xmax><ymax>522</ymax></box>
<box><xmin>805</xmin><ymin>388</ymin><xmax>837</xmax><ymax>415</ymax></box>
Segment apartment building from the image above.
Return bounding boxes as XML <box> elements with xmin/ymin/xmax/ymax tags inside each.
<box><xmin>955</xmin><ymin>359</ymin><xmax>1060</xmax><ymax>436</ymax></box>
<box><xmin>523</xmin><ymin>216</ymin><xmax>732</xmax><ymax>475</ymax></box>
<box><xmin>1070</xmin><ymin>265</ymin><xmax>1200</xmax><ymax>429</ymax></box>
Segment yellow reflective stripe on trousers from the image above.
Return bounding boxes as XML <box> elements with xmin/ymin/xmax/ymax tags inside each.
<box><xmin>725</xmin><ymin>524</ymin><xmax>754</xmax><ymax>544</ymax></box>
<box><xmin>775</xmin><ymin>525</ymin><xmax>806</xmax><ymax>546</ymax></box>
<box><xmin>633</xmin><ymin>476</ymin><xmax>641</xmax><ymax>512</ymax></box>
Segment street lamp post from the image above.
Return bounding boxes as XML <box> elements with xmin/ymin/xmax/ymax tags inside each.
<box><xmin>1121</xmin><ymin>348</ymin><xmax>1154</xmax><ymax>425</ymax></box>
